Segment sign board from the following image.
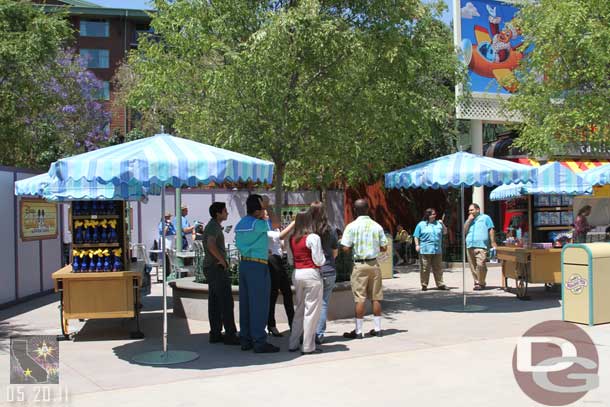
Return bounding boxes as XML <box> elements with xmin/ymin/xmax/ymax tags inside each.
<box><xmin>280</xmin><ymin>205</ymin><xmax>310</xmax><ymax>229</ymax></box>
<box><xmin>455</xmin><ymin>0</ymin><xmax>530</xmax><ymax>121</ymax></box>
<box><xmin>19</xmin><ymin>198</ymin><xmax>58</xmax><ymax>241</ymax></box>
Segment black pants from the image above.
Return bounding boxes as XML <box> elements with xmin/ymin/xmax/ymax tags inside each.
<box><xmin>206</xmin><ymin>263</ymin><xmax>237</xmax><ymax>337</ymax></box>
<box><xmin>267</xmin><ymin>254</ymin><xmax>294</xmax><ymax>329</ymax></box>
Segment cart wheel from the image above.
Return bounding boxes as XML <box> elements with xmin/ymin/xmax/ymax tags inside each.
<box><xmin>516</xmin><ymin>276</ymin><xmax>528</xmax><ymax>298</ymax></box>
<box><xmin>61</xmin><ymin>317</ymin><xmax>69</xmax><ymax>338</ymax></box>
<box><xmin>515</xmin><ymin>264</ymin><xmax>529</xmax><ymax>299</ymax></box>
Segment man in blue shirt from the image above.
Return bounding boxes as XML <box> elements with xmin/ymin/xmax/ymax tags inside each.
<box><xmin>464</xmin><ymin>203</ymin><xmax>496</xmax><ymax>290</ymax></box>
<box><xmin>235</xmin><ymin>194</ymin><xmax>279</xmax><ymax>353</ymax></box>
<box><xmin>158</xmin><ymin>212</ymin><xmax>176</xmax><ymax>250</ymax></box>
<box><xmin>176</xmin><ymin>205</ymin><xmax>194</xmax><ymax>249</ymax></box>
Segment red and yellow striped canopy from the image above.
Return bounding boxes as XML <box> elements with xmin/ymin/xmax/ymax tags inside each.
<box><xmin>516</xmin><ymin>158</ymin><xmax>610</xmax><ymax>172</ymax></box>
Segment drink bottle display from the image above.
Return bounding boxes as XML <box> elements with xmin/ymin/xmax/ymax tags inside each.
<box><xmin>70</xmin><ymin>201</ymin><xmax>126</xmax><ymax>273</ymax></box>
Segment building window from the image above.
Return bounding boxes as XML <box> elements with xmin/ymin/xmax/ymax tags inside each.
<box><xmin>79</xmin><ymin>20</ymin><xmax>109</xmax><ymax>37</ymax></box>
<box><xmin>80</xmin><ymin>49</ymin><xmax>110</xmax><ymax>69</ymax></box>
<box><xmin>131</xmin><ymin>24</ymin><xmax>154</xmax><ymax>48</ymax></box>
<box><xmin>95</xmin><ymin>81</ymin><xmax>110</xmax><ymax>101</ymax></box>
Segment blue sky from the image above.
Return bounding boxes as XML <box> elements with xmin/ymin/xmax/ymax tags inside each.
<box><xmin>427</xmin><ymin>0</ymin><xmax>454</xmax><ymax>25</ymax></box>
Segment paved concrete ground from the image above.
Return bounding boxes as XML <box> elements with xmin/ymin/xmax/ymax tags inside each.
<box><xmin>1</xmin><ymin>264</ymin><xmax>608</xmax><ymax>407</ymax></box>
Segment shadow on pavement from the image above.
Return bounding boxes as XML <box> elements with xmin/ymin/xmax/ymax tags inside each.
<box><xmin>381</xmin><ymin>286</ymin><xmax>561</xmax><ymax>316</ymax></box>
<box><xmin>0</xmin><ymin>293</ymin><xmax>58</xmax><ymax>321</ymax></box>
<box><xmin>102</xmin><ymin>313</ymin><xmax>350</xmax><ymax>370</ymax></box>
<box><xmin>0</xmin><ymin>321</ymin><xmax>37</xmax><ymax>352</ymax></box>
<box><xmin>323</xmin><ymin>328</ymin><xmax>408</xmax><ymax>344</ymax></box>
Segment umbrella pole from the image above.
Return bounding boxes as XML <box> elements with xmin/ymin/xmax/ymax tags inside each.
<box><xmin>462</xmin><ymin>185</ymin><xmax>467</xmax><ymax>309</ymax></box>
<box><xmin>162</xmin><ymin>188</ymin><xmax>168</xmax><ymax>353</ymax></box>
<box><xmin>444</xmin><ymin>184</ymin><xmax>485</xmax><ymax>312</ymax></box>
<box><xmin>132</xmin><ymin>187</ymin><xmax>199</xmax><ymax>365</ymax></box>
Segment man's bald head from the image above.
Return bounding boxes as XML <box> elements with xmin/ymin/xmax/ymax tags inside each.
<box><xmin>354</xmin><ymin>199</ymin><xmax>369</xmax><ymax>217</ymax></box>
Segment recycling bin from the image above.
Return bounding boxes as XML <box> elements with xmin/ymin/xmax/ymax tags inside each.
<box><xmin>561</xmin><ymin>243</ymin><xmax>610</xmax><ymax>326</ymax></box>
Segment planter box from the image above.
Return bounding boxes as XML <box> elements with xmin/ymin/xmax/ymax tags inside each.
<box><xmin>170</xmin><ymin>278</ymin><xmax>371</xmax><ymax>322</ymax></box>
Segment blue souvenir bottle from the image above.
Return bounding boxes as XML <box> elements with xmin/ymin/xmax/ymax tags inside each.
<box><xmin>74</xmin><ymin>225</ymin><xmax>83</xmax><ymax>244</ymax></box>
<box><xmin>72</xmin><ymin>257</ymin><xmax>80</xmax><ymax>273</ymax></box>
<box><xmin>91</xmin><ymin>201</ymin><xmax>98</xmax><ymax>216</ymax></box>
<box><xmin>100</xmin><ymin>227</ymin><xmax>108</xmax><ymax>243</ymax></box>
<box><xmin>80</xmin><ymin>257</ymin><xmax>88</xmax><ymax>273</ymax></box>
<box><xmin>103</xmin><ymin>255</ymin><xmax>111</xmax><ymax>272</ymax></box>
<box><xmin>88</xmin><ymin>257</ymin><xmax>96</xmax><ymax>273</ymax></box>
<box><xmin>109</xmin><ymin>227</ymin><xmax>118</xmax><ymax>243</ymax></box>
<box><xmin>96</xmin><ymin>256</ymin><xmax>103</xmax><ymax>272</ymax></box>
<box><xmin>92</xmin><ymin>226</ymin><xmax>100</xmax><ymax>243</ymax></box>
<box><xmin>113</xmin><ymin>256</ymin><xmax>122</xmax><ymax>272</ymax></box>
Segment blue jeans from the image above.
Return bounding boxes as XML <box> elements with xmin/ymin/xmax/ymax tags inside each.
<box><xmin>239</xmin><ymin>261</ymin><xmax>270</xmax><ymax>350</ymax></box>
<box><xmin>316</xmin><ymin>274</ymin><xmax>336</xmax><ymax>338</ymax></box>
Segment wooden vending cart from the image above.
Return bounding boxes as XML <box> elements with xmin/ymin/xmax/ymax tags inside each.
<box><xmin>496</xmin><ymin>194</ymin><xmax>571</xmax><ymax>298</ymax></box>
<box><xmin>497</xmin><ymin>245</ymin><xmax>562</xmax><ymax>299</ymax></box>
<box><xmin>52</xmin><ymin>201</ymin><xmax>143</xmax><ymax>339</ymax></box>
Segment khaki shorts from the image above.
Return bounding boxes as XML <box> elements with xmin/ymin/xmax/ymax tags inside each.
<box><xmin>351</xmin><ymin>260</ymin><xmax>383</xmax><ymax>302</ymax></box>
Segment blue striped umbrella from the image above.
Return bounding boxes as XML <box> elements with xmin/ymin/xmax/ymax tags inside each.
<box><xmin>15</xmin><ymin>173</ymin><xmax>147</xmax><ymax>201</ymax></box>
<box><xmin>385</xmin><ymin>151</ymin><xmax>536</xmax><ymax>189</ymax></box>
<box><xmin>384</xmin><ymin>151</ymin><xmax>536</xmax><ymax>311</ymax></box>
<box><xmin>582</xmin><ymin>163</ymin><xmax>610</xmax><ymax>186</ymax></box>
<box><xmin>489</xmin><ymin>162</ymin><xmax>592</xmax><ymax>201</ymax></box>
<box><xmin>39</xmin><ymin>133</ymin><xmax>272</xmax><ymax>364</ymax></box>
<box><xmin>48</xmin><ymin>133</ymin><xmax>274</xmax><ymax>188</ymax></box>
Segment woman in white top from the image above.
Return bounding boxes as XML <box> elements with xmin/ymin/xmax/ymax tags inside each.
<box><xmin>266</xmin><ymin>213</ymin><xmax>295</xmax><ymax>336</ymax></box>
<box><xmin>288</xmin><ymin>211</ymin><xmax>325</xmax><ymax>355</ymax></box>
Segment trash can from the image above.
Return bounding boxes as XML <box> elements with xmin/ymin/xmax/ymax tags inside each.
<box><xmin>561</xmin><ymin>243</ymin><xmax>610</xmax><ymax>326</ymax></box>
<box><xmin>380</xmin><ymin>233</ymin><xmax>393</xmax><ymax>279</ymax></box>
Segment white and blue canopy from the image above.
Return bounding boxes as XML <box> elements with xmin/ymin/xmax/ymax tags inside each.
<box><xmin>15</xmin><ymin>173</ymin><xmax>147</xmax><ymax>201</ymax></box>
<box><xmin>582</xmin><ymin>163</ymin><xmax>610</xmax><ymax>186</ymax></box>
<box><xmin>489</xmin><ymin>162</ymin><xmax>593</xmax><ymax>201</ymax></box>
<box><xmin>489</xmin><ymin>162</ymin><xmax>592</xmax><ymax>201</ymax></box>
<box><xmin>47</xmin><ymin>133</ymin><xmax>274</xmax><ymax>190</ymax></box>
<box><xmin>385</xmin><ymin>151</ymin><xmax>536</xmax><ymax>190</ymax></box>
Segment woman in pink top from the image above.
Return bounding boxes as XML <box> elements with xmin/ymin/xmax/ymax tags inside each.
<box><xmin>288</xmin><ymin>211</ymin><xmax>326</xmax><ymax>355</ymax></box>
<box><xmin>574</xmin><ymin>205</ymin><xmax>593</xmax><ymax>243</ymax></box>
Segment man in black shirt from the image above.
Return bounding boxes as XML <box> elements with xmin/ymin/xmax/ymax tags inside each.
<box><xmin>203</xmin><ymin>202</ymin><xmax>239</xmax><ymax>345</ymax></box>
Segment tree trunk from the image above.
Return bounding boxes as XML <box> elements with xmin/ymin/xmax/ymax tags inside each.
<box><xmin>321</xmin><ymin>187</ymin><xmax>328</xmax><ymax>206</ymax></box>
<box><xmin>274</xmin><ymin>161</ymin><xmax>285</xmax><ymax>223</ymax></box>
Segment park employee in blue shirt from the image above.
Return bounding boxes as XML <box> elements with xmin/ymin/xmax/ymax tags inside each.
<box><xmin>464</xmin><ymin>203</ymin><xmax>496</xmax><ymax>290</ymax></box>
<box><xmin>235</xmin><ymin>194</ymin><xmax>279</xmax><ymax>354</ymax></box>
<box><xmin>413</xmin><ymin>208</ymin><xmax>448</xmax><ymax>291</ymax></box>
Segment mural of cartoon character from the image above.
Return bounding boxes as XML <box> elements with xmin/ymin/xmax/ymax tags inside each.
<box><xmin>460</xmin><ymin>1</ymin><xmax>526</xmax><ymax>94</ymax></box>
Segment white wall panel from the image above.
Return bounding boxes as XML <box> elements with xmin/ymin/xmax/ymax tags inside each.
<box><xmin>17</xmin><ymin>239</ymin><xmax>40</xmax><ymax>298</ymax></box>
<box><xmin>42</xmin><ymin>238</ymin><xmax>61</xmax><ymax>291</ymax></box>
<box><xmin>0</xmin><ymin>171</ymin><xmax>16</xmax><ymax>304</ymax></box>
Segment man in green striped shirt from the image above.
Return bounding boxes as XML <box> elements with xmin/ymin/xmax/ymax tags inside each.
<box><xmin>341</xmin><ymin>199</ymin><xmax>388</xmax><ymax>339</ymax></box>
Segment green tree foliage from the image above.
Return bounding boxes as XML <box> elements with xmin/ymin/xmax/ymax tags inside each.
<box><xmin>509</xmin><ymin>0</ymin><xmax>610</xmax><ymax>156</ymax></box>
<box><xmin>0</xmin><ymin>0</ymin><xmax>110</xmax><ymax>169</ymax></box>
<box><xmin>120</xmin><ymin>0</ymin><xmax>461</xmax><ymax>209</ymax></box>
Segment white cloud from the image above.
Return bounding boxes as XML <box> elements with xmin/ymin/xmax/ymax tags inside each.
<box><xmin>461</xmin><ymin>2</ymin><xmax>480</xmax><ymax>19</ymax></box>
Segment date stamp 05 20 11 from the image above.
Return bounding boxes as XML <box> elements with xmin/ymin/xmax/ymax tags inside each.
<box><xmin>3</xmin><ymin>335</ymin><xmax>70</xmax><ymax>404</ymax></box>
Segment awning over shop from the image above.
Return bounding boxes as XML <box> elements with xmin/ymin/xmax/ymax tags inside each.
<box><xmin>515</xmin><ymin>158</ymin><xmax>610</xmax><ymax>172</ymax></box>
<box><xmin>489</xmin><ymin>162</ymin><xmax>592</xmax><ymax>201</ymax></box>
